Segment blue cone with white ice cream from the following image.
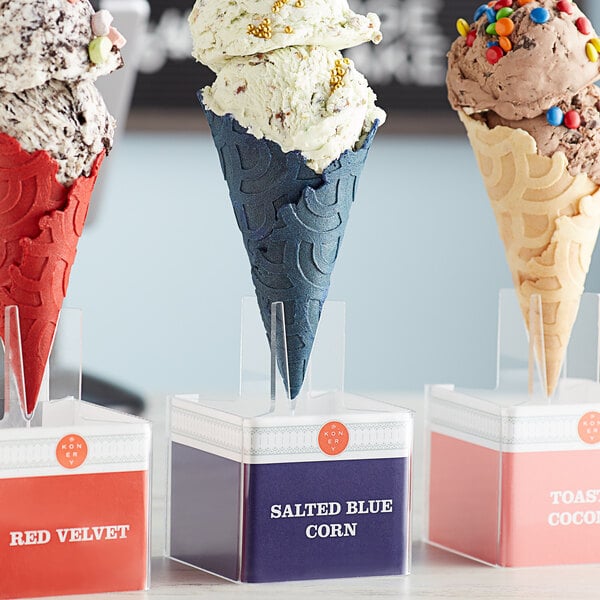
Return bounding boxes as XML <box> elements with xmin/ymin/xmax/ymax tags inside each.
<box><xmin>190</xmin><ymin>2</ymin><xmax>385</xmax><ymax>399</ymax></box>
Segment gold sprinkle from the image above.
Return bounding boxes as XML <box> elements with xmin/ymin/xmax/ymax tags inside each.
<box><xmin>330</xmin><ymin>59</ymin><xmax>349</xmax><ymax>93</ymax></box>
<box><xmin>247</xmin><ymin>17</ymin><xmax>274</xmax><ymax>38</ymax></box>
<box><xmin>284</xmin><ymin>25</ymin><xmax>294</xmax><ymax>34</ymax></box>
<box><xmin>295</xmin><ymin>0</ymin><xmax>304</xmax><ymax>7</ymax></box>
<box><xmin>272</xmin><ymin>0</ymin><xmax>288</xmax><ymax>12</ymax></box>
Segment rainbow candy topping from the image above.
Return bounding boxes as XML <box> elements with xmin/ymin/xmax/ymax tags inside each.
<box><xmin>455</xmin><ymin>1</ymin><xmax>600</xmax><ymax>129</ymax></box>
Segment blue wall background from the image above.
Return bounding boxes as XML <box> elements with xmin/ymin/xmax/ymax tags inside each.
<box><xmin>64</xmin><ymin>129</ymin><xmax>600</xmax><ymax>397</ymax></box>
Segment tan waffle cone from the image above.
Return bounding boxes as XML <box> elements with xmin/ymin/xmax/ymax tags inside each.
<box><xmin>459</xmin><ymin>112</ymin><xmax>600</xmax><ymax>396</ymax></box>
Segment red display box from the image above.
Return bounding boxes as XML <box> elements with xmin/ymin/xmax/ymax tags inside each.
<box><xmin>0</xmin><ymin>398</ymin><xmax>151</xmax><ymax>599</ymax></box>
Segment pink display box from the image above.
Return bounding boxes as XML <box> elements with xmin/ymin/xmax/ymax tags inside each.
<box><xmin>426</xmin><ymin>290</ymin><xmax>600</xmax><ymax>567</ymax></box>
<box><xmin>426</xmin><ymin>383</ymin><xmax>600</xmax><ymax>567</ymax></box>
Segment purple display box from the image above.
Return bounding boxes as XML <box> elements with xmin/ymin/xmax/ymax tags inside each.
<box><xmin>167</xmin><ymin>392</ymin><xmax>413</xmax><ymax>582</ymax></box>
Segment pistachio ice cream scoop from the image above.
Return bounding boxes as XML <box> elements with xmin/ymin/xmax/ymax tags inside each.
<box><xmin>189</xmin><ymin>0</ymin><xmax>381</xmax><ymax>71</ymax></box>
<box><xmin>190</xmin><ymin>0</ymin><xmax>384</xmax><ymax>399</ymax></box>
<box><xmin>202</xmin><ymin>45</ymin><xmax>385</xmax><ymax>173</ymax></box>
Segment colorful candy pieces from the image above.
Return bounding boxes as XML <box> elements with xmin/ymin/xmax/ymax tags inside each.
<box><xmin>547</xmin><ymin>107</ymin><xmax>582</xmax><ymax>130</ymax></box>
<box><xmin>486</xmin><ymin>45</ymin><xmax>504</xmax><ymax>64</ymax></box>
<box><xmin>477</xmin><ymin>1</ymin><xmax>517</xmax><ymax>64</ymax></box>
<box><xmin>530</xmin><ymin>7</ymin><xmax>550</xmax><ymax>24</ymax></box>
<box><xmin>456</xmin><ymin>18</ymin><xmax>470</xmax><ymax>37</ymax></box>
<box><xmin>546</xmin><ymin>106</ymin><xmax>564</xmax><ymax>127</ymax></box>
<box><xmin>457</xmin><ymin>17</ymin><xmax>478</xmax><ymax>47</ymax></box>
<box><xmin>564</xmin><ymin>110</ymin><xmax>582</xmax><ymax>129</ymax></box>
<box><xmin>464</xmin><ymin>0</ymin><xmax>599</xmax><ymax>68</ymax></box>
<box><xmin>88</xmin><ymin>36</ymin><xmax>112</xmax><ymax>64</ymax></box>
<box><xmin>495</xmin><ymin>17</ymin><xmax>515</xmax><ymax>36</ymax></box>
<box><xmin>553</xmin><ymin>1</ymin><xmax>599</xmax><ymax>64</ymax></box>
<box><xmin>87</xmin><ymin>8</ymin><xmax>126</xmax><ymax>64</ymax></box>
<box><xmin>556</xmin><ymin>1</ymin><xmax>573</xmax><ymax>15</ymax></box>
<box><xmin>576</xmin><ymin>17</ymin><xmax>592</xmax><ymax>35</ymax></box>
<box><xmin>91</xmin><ymin>10</ymin><xmax>113</xmax><ymax>36</ymax></box>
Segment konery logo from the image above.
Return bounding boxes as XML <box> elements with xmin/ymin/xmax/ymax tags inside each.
<box><xmin>56</xmin><ymin>434</ymin><xmax>88</xmax><ymax>469</ymax></box>
<box><xmin>578</xmin><ymin>412</ymin><xmax>600</xmax><ymax>445</ymax></box>
<box><xmin>318</xmin><ymin>421</ymin><xmax>349</xmax><ymax>456</ymax></box>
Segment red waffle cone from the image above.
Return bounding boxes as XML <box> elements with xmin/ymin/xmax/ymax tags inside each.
<box><xmin>0</xmin><ymin>132</ymin><xmax>104</xmax><ymax>414</ymax></box>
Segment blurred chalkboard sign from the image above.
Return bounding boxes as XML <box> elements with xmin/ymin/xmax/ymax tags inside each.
<box><xmin>132</xmin><ymin>0</ymin><xmax>588</xmax><ymax>111</ymax></box>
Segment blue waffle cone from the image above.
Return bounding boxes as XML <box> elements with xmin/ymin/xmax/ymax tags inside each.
<box><xmin>201</xmin><ymin>95</ymin><xmax>378</xmax><ymax>399</ymax></box>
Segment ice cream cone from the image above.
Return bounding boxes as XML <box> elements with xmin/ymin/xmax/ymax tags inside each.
<box><xmin>203</xmin><ymin>104</ymin><xmax>378</xmax><ymax>399</ymax></box>
<box><xmin>0</xmin><ymin>132</ymin><xmax>104</xmax><ymax>414</ymax></box>
<box><xmin>460</xmin><ymin>112</ymin><xmax>600</xmax><ymax>396</ymax></box>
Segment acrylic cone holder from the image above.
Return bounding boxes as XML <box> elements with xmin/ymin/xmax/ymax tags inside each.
<box><xmin>426</xmin><ymin>289</ymin><xmax>600</xmax><ymax>567</ymax></box>
<box><xmin>167</xmin><ymin>298</ymin><xmax>413</xmax><ymax>582</ymax></box>
<box><xmin>0</xmin><ymin>306</ymin><xmax>151</xmax><ymax>599</ymax></box>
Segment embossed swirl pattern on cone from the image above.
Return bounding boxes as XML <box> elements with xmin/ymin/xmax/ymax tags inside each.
<box><xmin>460</xmin><ymin>113</ymin><xmax>600</xmax><ymax>396</ymax></box>
<box><xmin>0</xmin><ymin>132</ymin><xmax>104</xmax><ymax>414</ymax></box>
<box><xmin>203</xmin><ymin>105</ymin><xmax>377</xmax><ymax>399</ymax></box>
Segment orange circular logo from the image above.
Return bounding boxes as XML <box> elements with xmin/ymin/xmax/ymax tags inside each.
<box><xmin>578</xmin><ymin>412</ymin><xmax>600</xmax><ymax>445</ymax></box>
<box><xmin>318</xmin><ymin>421</ymin><xmax>349</xmax><ymax>456</ymax></box>
<box><xmin>56</xmin><ymin>434</ymin><xmax>88</xmax><ymax>469</ymax></box>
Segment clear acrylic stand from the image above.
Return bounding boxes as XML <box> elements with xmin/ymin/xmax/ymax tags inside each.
<box><xmin>1</xmin><ymin>306</ymin><xmax>28</xmax><ymax>427</ymax></box>
<box><xmin>494</xmin><ymin>289</ymin><xmax>549</xmax><ymax>400</ymax></box>
<box><xmin>0</xmin><ymin>305</ymin><xmax>151</xmax><ymax>599</ymax></box>
<box><xmin>426</xmin><ymin>289</ymin><xmax>600</xmax><ymax>568</ymax></box>
<box><xmin>1</xmin><ymin>306</ymin><xmax>82</xmax><ymax>428</ymax></box>
<box><xmin>167</xmin><ymin>298</ymin><xmax>413</xmax><ymax>582</ymax></box>
<box><xmin>491</xmin><ymin>289</ymin><xmax>600</xmax><ymax>403</ymax></box>
<box><xmin>240</xmin><ymin>297</ymin><xmax>346</xmax><ymax>415</ymax></box>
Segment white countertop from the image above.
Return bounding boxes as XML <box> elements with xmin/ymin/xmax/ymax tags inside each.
<box><xmin>46</xmin><ymin>392</ymin><xmax>600</xmax><ymax>599</ymax></box>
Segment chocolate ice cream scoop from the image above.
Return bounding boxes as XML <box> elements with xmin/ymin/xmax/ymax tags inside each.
<box><xmin>448</xmin><ymin>0</ymin><xmax>600</xmax><ymax>120</ymax></box>
<box><xmin>479</xmin><ymin>84</ymin><xmax>600</xmax><ymax>185</ymax></box>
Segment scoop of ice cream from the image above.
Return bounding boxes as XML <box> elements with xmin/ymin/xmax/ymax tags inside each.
<box><xmin>189</xmin><ymin>0</ymin><xmax>382</xmax><ymax>72</ymax></box>
<box><xmin>447</xmin><ymin>0</ymin><xmax>600</xmax><ymax>120</ymax></box>
<box><xmin>478</xmin><ymin>84</ymin><xmax>600</xmax><ymax>185</ymax></box>
<box><xmin>202</xmin><ymin>45</ymin><xmax>385</xmax><ymax>173</ymax></box>
<box><xmin>0</xmin><ymin>0</ymin><xmax>124</xmax><ymax>93</ymax></box>
<box><xmin>0</xmin><ymin>80</ymin><xmax>115</xmax><ymax>185</ymax></box>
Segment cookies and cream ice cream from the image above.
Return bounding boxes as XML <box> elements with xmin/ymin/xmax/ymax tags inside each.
<box><xmin>0</xmin><ymin>0</ymin><xmax>123</xmax><ymax>93</ymax></box>
<box><xmin>0</xmin><ymin>0</ymin><xmax>124</xmax><ymax>185</ymax></box>
<box><xmin>189</xmin><ymin>0</ymin><xmax>382</xmax><ymax>71</ymax></box>
<box><xmin>0</xmin><ymin>0</ymin><xmax>126</xmax><ymax>415</ymax></box>
<box><xmin>448</xmin><ymin>0</ymin><xmax>600</xmax><ymax>396</ymax></box>
<box><xmin>0</xmin><ymin>80</ymin><xmax>115</xmax><ymax>186</ymax></box>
